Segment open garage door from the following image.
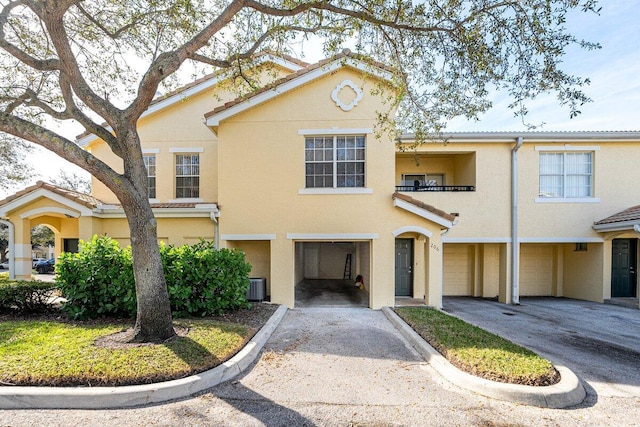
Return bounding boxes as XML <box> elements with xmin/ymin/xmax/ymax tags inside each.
<box><xmin>295</xmin><ymin>241</ymin><xmax>370</xmax><ymax>307</ymax></box>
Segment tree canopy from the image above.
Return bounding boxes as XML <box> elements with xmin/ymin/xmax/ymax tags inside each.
<box><xmin>0</xmin><ymin>0</ymin><xmax>601</xmax><ymax>342</ymax></box>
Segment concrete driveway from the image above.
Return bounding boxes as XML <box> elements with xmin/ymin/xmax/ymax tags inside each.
<box><xmin>443</xmin><ymin>297</ymin><xmax>640</xmax><ymax>399</ymax></box>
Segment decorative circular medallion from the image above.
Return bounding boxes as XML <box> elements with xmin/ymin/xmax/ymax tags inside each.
<box><xmin>331</xmin><ymin>79</ymin><xmax>363</xmax><ymax>111</ymax></box>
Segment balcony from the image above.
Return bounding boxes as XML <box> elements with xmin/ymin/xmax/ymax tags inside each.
<box><xmin>395</xmin><ymin>184</ymin><xmax>475</xmax><ymax>192</ymax></box>
<box><xmin>395</xmin><ymin>151</ymin><xmax>476</xmax><ymax>193</ymax></box>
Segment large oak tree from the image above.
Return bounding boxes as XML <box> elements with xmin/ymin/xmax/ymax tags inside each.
<box><xmin>0</xmin><ymin>0</ymin><xmax>600</xmax><ymax>342</ymax></box>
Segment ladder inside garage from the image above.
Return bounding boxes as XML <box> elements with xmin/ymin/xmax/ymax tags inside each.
<box><xmin>343</xmin><ymin>254</ymin><xmax>352</xmax><ymax>280</ymax></box>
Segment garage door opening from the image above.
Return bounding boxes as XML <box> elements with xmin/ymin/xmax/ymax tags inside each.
<box><xmin>294</xmin><ymin>241</ymin><xmax>370</xmax><ymax>307</ymax></box>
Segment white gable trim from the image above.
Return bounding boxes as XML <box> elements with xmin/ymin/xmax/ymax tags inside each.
<box><xmin>221</xmin><ymin>234</ymin><xmax>277</xmax><ymax>241</ymax></box>
<box><xmin>205</xmin><ymin>57</ymin><xmax>394</xmax><ymax>129</ymax></box>
<box><xmin>286</xmin><ymin>233</ymin><xmax>378</xmax><ymax>240</ymax></box>
<box><xmin>392</xmin><ymin>226</ymin><xmax>433</xmax><ymax>238</ymax></box>
<box><xmin>393</xmin><ymin>198</ymin><xmax>453</xmax><ymax>229</ymax></box>
<box><xmin>298</xmin><ymin>127</ymin><xmax>373</xmax><ymax>135</ymax></box>
<box><xmin>0</xmin><ymin>189</ymin><xmax>94</xmax><ymax>217</ymax></box>
<box><xmin>20</xmin><ymin>207</ymin><xmax>80</xmax><ymax>219</ymax></box>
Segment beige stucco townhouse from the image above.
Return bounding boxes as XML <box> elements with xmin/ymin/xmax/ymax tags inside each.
<box><xmin>1</xmin><ymin>52</ymin><xmax>638</xmax><ymax>309</ymax></box>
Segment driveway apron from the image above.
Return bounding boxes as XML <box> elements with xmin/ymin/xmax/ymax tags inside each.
<box><xmin>212</xmin><ymin>307</ymin><xmax>465</xmax><ymax>406</ymax></box>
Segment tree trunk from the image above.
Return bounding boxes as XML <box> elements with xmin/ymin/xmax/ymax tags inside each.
<box><xmin>122</xmin><ymin>197</ymin><xmax>176</xmax><ymax>343</ymax></box>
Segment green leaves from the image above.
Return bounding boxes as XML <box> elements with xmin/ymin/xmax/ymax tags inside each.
<box><xmin>56</xmin><ymin>235</ymin><xmax>251</xmax><ymax>320</ymax></box>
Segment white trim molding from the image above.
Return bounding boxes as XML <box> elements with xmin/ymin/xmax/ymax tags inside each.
<box><xmin>0</xmin><ymin>188</ymin><xmax>94</xmax><ymax>217</ymax></box>
<box><xmin>169</xmin><ymin>147</ymin><xmax>204</xmax><ymax>153</ymax></box>
<box><xmin>535</xmin><ymin>197</ymin><xmax>600</xmax><ymax>203</ymax></box>
<box><xmin>298</xmin><ymin>127</ymin><xmax>373</xmax><ymax>136</ymax></box>
<box><xmin>392</xmin><ymin>226</ymin><xmax>433</xmax><ymax>238</ymax></box>
<box><xmin>393</xmin><ymin>198</ymin><xmax>454</xmax><ymax>229</ymax></box>
<box><xmin>142</xmin><ymin>148</ymin><xmax>161</xmax><ymax>154</ymax></box>
<box><xmin>535</xmin><ymin>145</ymin><xmax>601</xmax><ymax>151</ymax></box>
<box><xmin>221</xmin><ymin>234</ymin><xmax>276</xmax><ymax>241</ymax></box>
<box><xmin>442</xmin><ymin>237</ymin><xmax>512</xmax><ymax>243</ymax></box>
<box><xmin>286</xmin><ymin>233</ymin><xmax>379</xmax><ymax>240</ymax></box>
<box><xmin>519</xmin><ymin>237</ymin><xmax>604</xmax><ymax>243</ymax></box>
<box><xmin>331</xmin><ymin>79</ymin><xmax>363</xmax><ymax>111</ymax></box>
<box><xmin>19</xmin><ymin>207</ymin><xmax>80</xmax><ymax>219</ymax></box>
<box><xmin>298</xmin><ymin>188</ymin><xmax>372</xmax><ymax>195</ymax></box>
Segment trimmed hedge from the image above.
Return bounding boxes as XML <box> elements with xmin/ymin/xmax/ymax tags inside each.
<box><xmin>0</xmin><ymin>278</ymin><xmax>58</xmax><ymax>313</ymax></box>
<box><xmin>56</xmin><ymin>235</ymin><xmax>252</xmax><ymax>320</ymax></box>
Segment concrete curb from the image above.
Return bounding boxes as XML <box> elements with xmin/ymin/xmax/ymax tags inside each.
<box><xmin>382</xmin><ymin>307</ymin><xmax>586</xmax><ymax>408</ymax></box>
<box><xmin>0</xmin><ymin>304</ymin><xmax>288</xmax><ymax>409</ymax></box>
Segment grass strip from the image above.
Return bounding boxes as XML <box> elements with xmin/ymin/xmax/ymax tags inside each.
<box><xmin>394</xmin><ymin>307</ymin><xmax>559</xmax><ymax>386</ymax></box>
<box><xmin>0</xmin><ymin>319</ymin><xmax>250</xmax><ymax>387</ymax></box>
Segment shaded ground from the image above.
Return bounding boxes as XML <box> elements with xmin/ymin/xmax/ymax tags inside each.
<box><xmin>295</xmin><ymin>279</ymin><xmax>369</xmax><ymax>307</ymax></box>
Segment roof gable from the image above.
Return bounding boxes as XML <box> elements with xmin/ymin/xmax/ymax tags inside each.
<box><xmin>392</xmin><ymin>192</ymin><xmax>456</xmax><ymax>228</ymax></box>
<box><xmin>76</xmin><ymin>53</ymin><xmax>308</xmax><ymax>146</ymax></box>
<box><xmin>593</xmin><ymin>205</ymin><xmax>640</xmax><ymax>232</ymax></box>
<box><xmin>204</xmin><ymin>50</ymin><xmax>395</xmax><ymax>134</ymax></box>
<box><xmin>0</xmin><ymin>181</ymin><xmax>102</xmax><ymax>217</ymax></box>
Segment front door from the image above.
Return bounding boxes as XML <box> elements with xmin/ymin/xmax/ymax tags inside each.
<box><xmin>395</xmin><ymin>239</ymin><xmax>413</xmax><ymax>296</ymax></box>
<box><xmin>612</xmin><ymin>238</ymin><xmax>638</xmax><ymax>297</ymax></box>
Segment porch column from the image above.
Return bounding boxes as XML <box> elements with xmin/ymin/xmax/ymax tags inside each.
<box><xmin>498</xmin><ymin>242</ymin><xmax>512</xmax><ymax>304</ymax></box>
<box><xmin>425</xmin><ymin>232</ymin><xmax>443</xmax><ymax>309</ymax></box>
<box><xmin>271</xmin><ymin>237</ymin><xmax>294</xmax><ymax>308</ymax></box>
<box><xmin>13</xmin><ymin>218</ymin><xmax>32</xmax><ymax>279</ymax></box>
<box><xmin>602</xmin><ymin>239</ymin><xmax>613</xmax><ymax>301</ymax></box>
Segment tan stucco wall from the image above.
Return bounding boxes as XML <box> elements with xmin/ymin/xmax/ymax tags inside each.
<box><xmin>216</xmin><ymin>67</ymin><xmax>445</xmax><ymax>308</ymax></box>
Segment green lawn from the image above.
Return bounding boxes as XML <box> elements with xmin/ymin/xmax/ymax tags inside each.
<box><xmin>394</xmin><ymin>306</ymin><xmax>559</xmax><ymax>386</ymax></box>
<box><xmin>0</xmin><ymin>318</ymin><xmax>251</xmax><ymax>387</ymax></box>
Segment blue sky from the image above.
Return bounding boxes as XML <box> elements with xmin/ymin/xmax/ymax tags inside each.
<box><xmin>446</xmin><ymin>2</ymin><xmax>640</xmax><ymax>132</ymax></box>
<box><xmin>16</xmin><ymin>1</ymin><xmax>640</xmax><ymax>197</ymax></box>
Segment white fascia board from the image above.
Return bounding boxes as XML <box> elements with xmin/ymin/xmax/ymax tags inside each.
<box><xmin>593</xmin><ymin>221</ymin><xmax>640</xmax><ymax>232</ymax></box>
<box><xmin>519</xmin><ymin>237</ymin><xmax>604</xmax><ymax>243</ymax></box>
<box><xmin>399</xmin><ymin>131</ymin><xmax>640</xmax><ymax>143</ymax></box>
<box><xmin>19</xmin><ymin>207</ymin><xmax>80</xmax><ymax>219</ymax></box>
<box><xmin>0</xmin><ymin>189</ymin><xmax>93</xmax><ymax>217</ymax></box>
<box><xmin>286</xmin><ymin>233</ymin><xmax>379</xmax><ymax>240</ymax></box>
<box><xmin>393</xmin><ymin>198</ymin><xmax>453</xmax><ymax>229</ymax></box>
<box><xmin>442</xmin><ymin>237</ymin><xmax>512</xmax><ymax>243</ymax></box>
<box><xmin>205</xmin><ymin>57</ymin><xmax>394</xmax><ymax>128</ymax></box>
<box><xmin>94</xmin><ymin>207</ymin><xmax>217</xmax><ymax>219</ymax></box>
<box><xmin>221</xmin><ymin>234</ymin><xmax>277</xmax><ymax>241</ymax></box>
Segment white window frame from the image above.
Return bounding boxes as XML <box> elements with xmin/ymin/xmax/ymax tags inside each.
<box><xmin>300</xmin><ymin>134</ymin><xmax>372</xmax><ymax>195</ymax></box>
<box><xmin>535</xmin><ymin>145</ymin><xmax>599</xmax><ymax>203</ymax></box>
<box><xmin>174</xmin><ymin>153</ymin><xmax>200</xmax><ymax>200</ymax></box>
<box><xmin>143</xmin><ymin>154</ymin><xmax>157</xmax><ymax>200</ymax></box>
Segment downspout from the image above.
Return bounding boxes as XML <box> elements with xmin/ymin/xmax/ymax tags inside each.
<box><xmin>511</xmin><ymin>137</ymin><xmax>524</xmax><ymax>305</ymax></box>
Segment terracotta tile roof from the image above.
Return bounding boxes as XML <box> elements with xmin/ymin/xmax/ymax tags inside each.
<box><xmin>0</xmin><ymin>181</ymin><xmax>103</xmax><ymax>209</ymax></box>
<box><xmin>594</xmin><ymin>205</ymin><xmax>640</xmax><ymax>225</ymax></box>
<box><xmin>204</xmin><ymin>49</ymin><xmax>395</xmax><ymax>120</ymax></box>
<box><xmin>392</xmin><ymin>192</ymin><xmax>456</xmax><ymax>222</ymax></box>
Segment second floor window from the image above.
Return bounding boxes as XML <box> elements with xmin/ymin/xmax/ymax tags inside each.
<box><xmin>539</xmin><ymin>152</ymin><xmax>592</xmax><ymax>198</ymax></box>
<box><xmin>305</xmin><ymin>135</ymin><xmax>365</xmax><ymax>188</ymax></box>
<box><xmin>143</xmin><ymin>155</ymin><xmax>156</xmax><ymax>199</ymax></box>
<box><xmin>175</xmin><ymin>154</ymin><xmax>199</xmax><ymax>198</ymax></box>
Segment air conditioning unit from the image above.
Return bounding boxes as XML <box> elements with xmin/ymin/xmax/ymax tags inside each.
<box><xmin>247</xmin><ymin>278</ymin><xmax>266</xmax><ymax>302</ymax></box>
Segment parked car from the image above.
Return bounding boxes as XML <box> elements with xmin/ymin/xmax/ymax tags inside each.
<box><xmin>0</xmin><ymin>260</ymin><xmax>8</xmax><ymax>270</ymax></box>
<box><xmin>32</xmin><ymin>258</ymin><xmax>46</xmax><ymax>268</ymax></box>
<box><xmin>35</xmin><ymin>258</ymin><xmax>55</xmax><ymax>274</ymax></box>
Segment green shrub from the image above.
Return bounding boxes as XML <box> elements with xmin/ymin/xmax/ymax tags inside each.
<box><xmin>56</xmin><ymin>235</ymin><xmax>135</xmax><ymax>319</ymax></box>
<box><xmin>56</xmin><ymin>236</ymin><xmax>251</xmax><ymax>319</ymax></box>
<box><xmin>0</xmin><ymin>280</ymin><xmax>58</xmax><ymax>313</ymax></box>
<box><xmin>161</xmin><ymin>240</ymin><xmax>251</xmax><ymax>317</ymax></box>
